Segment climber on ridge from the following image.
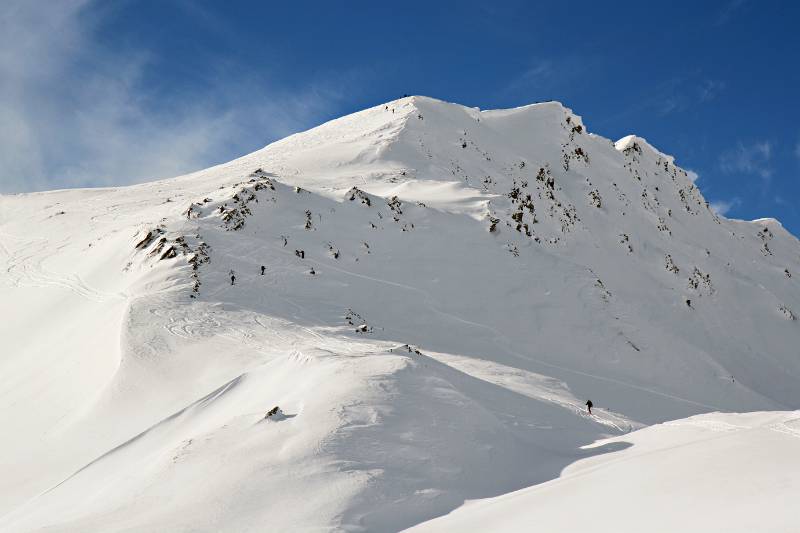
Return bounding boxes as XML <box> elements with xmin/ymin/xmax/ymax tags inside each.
<box><xmin>585</xmin><ymin>399</ymin><xmax>593</xmax><ymax>415</ymax></box>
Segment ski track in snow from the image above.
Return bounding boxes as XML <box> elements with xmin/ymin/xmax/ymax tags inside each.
<box><xmin>766</xmin><ymin>417</ymin><xmax>800</xmax><ymax>439</ymax></box>
<box><xmin>0</xmin><ymin>231</ymin><xmax>122</xmax><ymax>302</ymax></box>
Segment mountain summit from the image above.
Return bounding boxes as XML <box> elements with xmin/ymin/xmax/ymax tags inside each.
<box><xmin>1</xmin><ymin>96</ymin><xmax>798</xmax><ymax>532</ymax></box>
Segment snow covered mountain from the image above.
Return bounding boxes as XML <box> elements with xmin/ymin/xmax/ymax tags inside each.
<box><xmin>1</xmin><ymin>96</ymin><xmax>798</xmax><ymax>532</ymax></box>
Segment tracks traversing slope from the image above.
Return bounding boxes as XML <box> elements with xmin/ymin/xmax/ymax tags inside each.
<box><xmin>0</xmin><ymin>231</ymin><xmax>122</xmax><ymax>302</ymax></box>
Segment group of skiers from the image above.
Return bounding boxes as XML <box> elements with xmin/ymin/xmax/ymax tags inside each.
<box><xmin>230</xmin><ymin>261</ymin><xmax>316</xmax><ymax>285</ymax></box>
<box><xmin>229</xmin><ymin>265</ymin><xmax>267</xmax><ymax>285</ymax></box>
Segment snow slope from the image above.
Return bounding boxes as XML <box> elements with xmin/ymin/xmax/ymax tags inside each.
<box><xmin>406</xmin><ymin>410</ymin><xmax>800</xmax><ymax>533</ymax></box>
<box><xmin>0</xmin><ymin>96</ymin><xmax>798</xmax><ymax>532</ymax></box>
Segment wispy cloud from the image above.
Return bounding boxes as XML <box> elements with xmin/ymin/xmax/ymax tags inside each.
<box><xmin>518</xmin><ymin>61</ymin><xmax>554</xmax><ymax>86</ymax></box>
<box><xmin>687</xmin><ymin>169</ymin><xmax>740</xmax><ymax>218</ymax></box>
<box><xmin>657</xmin><ymin>95</ymin><xmax>682</xmax><ymax>116</ymax></box>
<box><xmin>698</xmin><ymin>79</ymin><xmax>726</xmax><ymax>102</ymax></box>
<box><xmin>600</xmin><ymin>75</ymin><xmax>727</xmax><ymax>128</ymax></box>
<box><xmin>654</xmin><ymin>77</ymin><xmax>726</xmax><ymax>116</ymax></box>
<box><xmin>715</xmin><ymin>0</ymin><xmax>748</xmax><ymax>26</ymax></box>
<box><xmin>501</xmin><ymin>60</ymin><xmax>554</xmax><ymax>96</ymax></box>
<box><xmin>0</xmin><ymin>0</ymin><xmax>348</xmax><ymax>193</ymax></box>
<box><xmin>719</xmin><ymin>141</ymin><xmax>773</xmax><ymax>180</ymax></box>
<box><xmin>709</xmin><ymin>197</ymin><xmax>741</xmax><ymax>216</ymax></box>
<box><xmin>498</xmin><ymin>55</ymin><xmax>597</xmax><ymax>101</ymax></box>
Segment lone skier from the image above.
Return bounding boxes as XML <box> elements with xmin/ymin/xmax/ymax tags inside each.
<box><xmin>260</xmin><ymin>265</ymin><xmax>266</xmax><ymax>275</ymax></box>
<box><xmin>585</xmin><ymin>400</ymin><xmax>593</xmax><ymax>415</ymax></box>
<box><xmin>230</xmin><ymin>270</ymin><xmax>236</xmax><ymax>286</ymax></box>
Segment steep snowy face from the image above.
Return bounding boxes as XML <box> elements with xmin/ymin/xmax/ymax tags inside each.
<box><xmin>228</xmin><ymin>95</ymin><xmax>800</xmax><ymax>410</ymax></box>
<box><xmin>0</xmin><ymin>96</ymin><xmax>798</xmax><ymax>532</ymax></box>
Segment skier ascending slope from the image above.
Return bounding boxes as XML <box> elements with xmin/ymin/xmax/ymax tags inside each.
<box><xmin>230</xmin><ymin>270</ymin><xmax>236</xmax><ymax>286</ymax></box>
<box><xmin>585</xmin><ymin>400</ymin><xmax>593</xmax><ymax>415</ymax></box>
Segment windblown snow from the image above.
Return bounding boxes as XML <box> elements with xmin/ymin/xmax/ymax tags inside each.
<box><xmin>1</xmin><ymin>96</ymin><xmax>798</xmax><ymax>532</ymax></box>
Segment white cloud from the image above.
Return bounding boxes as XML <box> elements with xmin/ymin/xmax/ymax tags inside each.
<box><xmin>658</xmin><ymin>96</ymin><xmax>681</xmax><ymax>115</ymax></box>
<box><xmin>0</xmin><ymin>1</ymin><xmax>347</xmax><ymax>193</ymax></box>
<box><xmin>687</xmin><ymin>170</ymin><xmax>739</xmax><ymax>217</ymax></box>
<box><xmin>500</xmin><ymin>55</ymin><xmax>596</xmax><ymax>99</ymax></box>
<box><xmin>699</xmin><ymin>79</ymin><xmax>726</xmax><ymax>102</ymax></box>
<box><xmin>501</xmin><ymin>60</ymin><xmax>554</xmax><ymax>96</ymax></box>
<box><xmin>519</xmin><ymin>61</ymin><xmax>553</xmax><ymax>84</ymax></box>
<box><xmin>685</xmin><ymin>169</ymin><xmax>700</xmax><ymax>183</ymax></box>
<box><xmin>719</xmin><ymin>141</ymin><xmax>773</xmax><ymax>180</ymax></box>
<box><xmin>709</xmin><ymin>198</ymin><xmax>741</xmax><ymax>216</ymax></box>
<box><xmin>640</xmin><ymin>77</ymin><xmax>726</xmax><ymax>118</ymax></box>
<box><xmin>715</xmin><ymin>0</ymin><xmax>748</xmax><ymax>26</ymax></box>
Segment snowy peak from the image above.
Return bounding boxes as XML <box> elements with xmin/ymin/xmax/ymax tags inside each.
<box><xmin>160</xmin><ymin>96</ymin><xmax>701</xmax><ymax>223</ymax></box>
<box><xmin>1</xmin><ymin>96</ymin><xmax>799</xmax><ymax>532</ymax></box>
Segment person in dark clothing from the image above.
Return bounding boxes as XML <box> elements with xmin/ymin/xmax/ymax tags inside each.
<box><xmin>230</xmin><ymin>270</ymin><xmax>236</xmax><ymax>285</ymax></box>
<box><xmin>260</xmin><ymin>265</ymin><xmax>266</xmax><ymax>275</ymax></box>
<box><xmin>585</xmin><ymin>400</ymin><xmax>593</xmax><ymax>415</ymax></box>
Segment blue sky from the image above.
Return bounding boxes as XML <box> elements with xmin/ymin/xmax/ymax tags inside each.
<box><xmin>1</xmin><ymin>0</ymin><xmax>798</xmax><ymax>235</ymax></box>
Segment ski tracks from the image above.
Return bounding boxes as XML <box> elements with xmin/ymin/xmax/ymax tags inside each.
<box><xmin>423</xmin><ymin>353</ymin><xmax>640</xmax><ymax>433</ymax></box>
<box><xmin>664</xmin><ymin>413</ymin><xmax>800</xmax><ymax>441</ymax></box>
<box><xmin>0</xmin><ymin>231</ymin><xmax>121</xmax><ymax>302</ymax></box>
<box><xmin>151</xmin><ymin>301</ymin><xmax>379</xmax><ymax>363</ymax></box>
<box><xmin>766</xmin><ymin>417</ymin><xmax>800</xmax><ymax>439</ymax></box>
<box><xmin>664</xmin><ymin>418</ymin><xmax>749</xmax><ymax>433</ymax></box>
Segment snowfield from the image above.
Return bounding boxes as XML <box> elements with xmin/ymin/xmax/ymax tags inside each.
<box><xmin>406</xmin><ymin>411</ymin><xmax>800</xmax><ymax>533</ymax></box>
<box><xmin>0</xmin><ymin>96</ymin><xmax>798</xmax><ymax>532</ymax></box>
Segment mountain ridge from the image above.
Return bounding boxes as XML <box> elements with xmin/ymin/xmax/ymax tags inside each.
<box><xmin>0</xmin><ymin>95</ymin><xmax>798</xmax><ymax>532</ymax></box>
